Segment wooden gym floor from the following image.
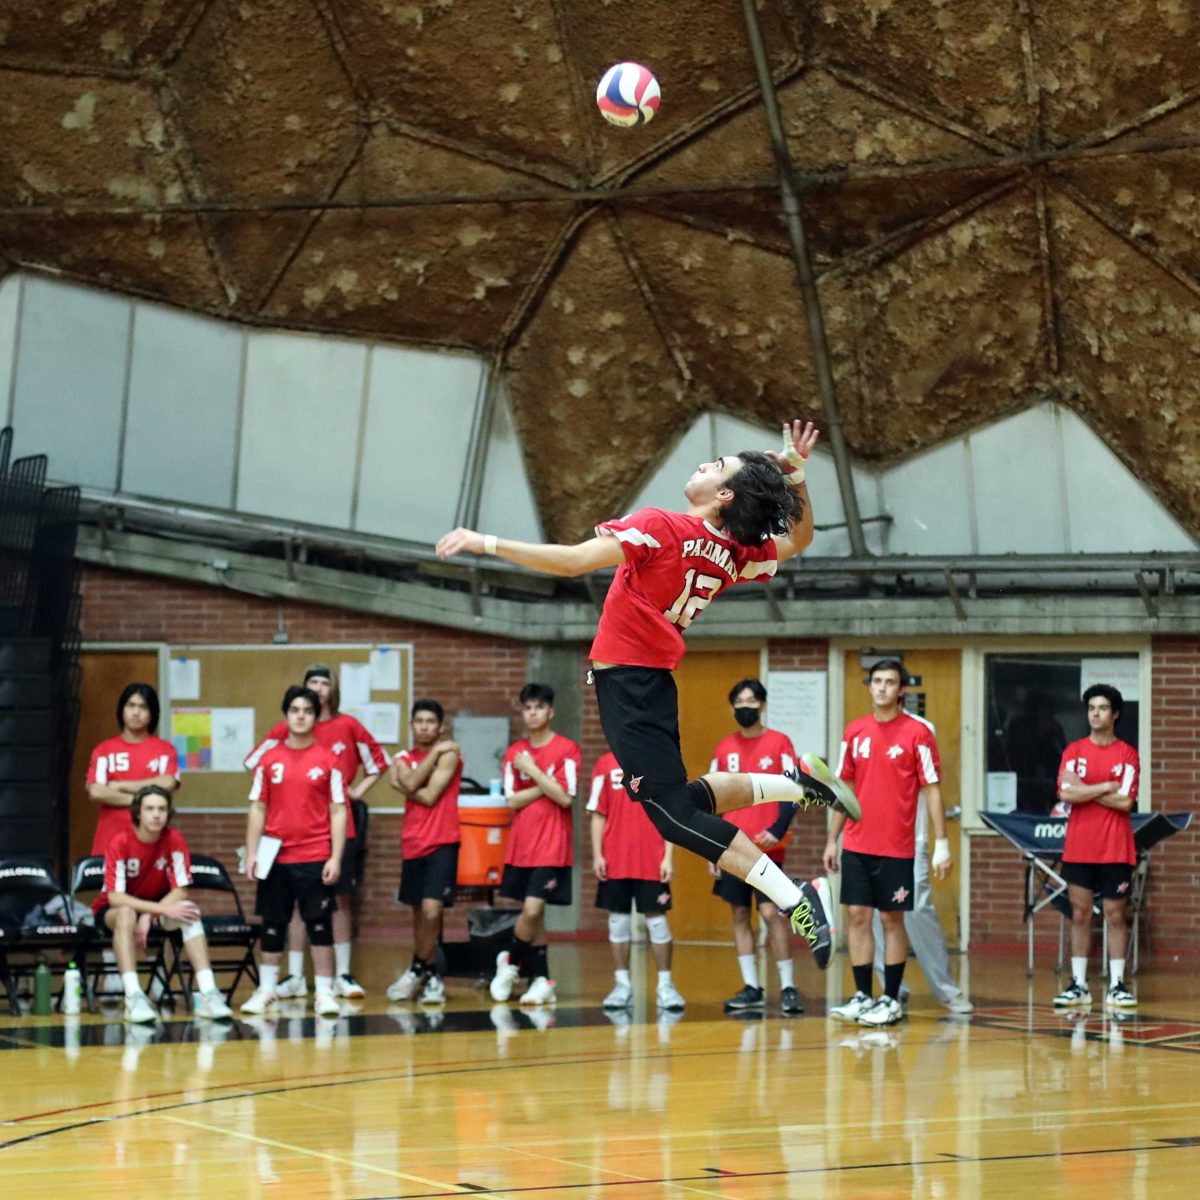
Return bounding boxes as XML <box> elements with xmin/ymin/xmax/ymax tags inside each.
<box><xmin>2</xmin><ymin>942</ymin><xmax>1199</xmax><ymax>1199</ymax></box>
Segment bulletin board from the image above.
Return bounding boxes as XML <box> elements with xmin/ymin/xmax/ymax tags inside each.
<box><xmin>164</xmin><ymin>643</ymin><xmax>412</xmax><ymax>811</ymax></box>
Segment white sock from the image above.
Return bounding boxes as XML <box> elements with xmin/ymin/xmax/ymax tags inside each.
<box><xmin>615</xmin><ymin>968</ymin><xmax>631</xmax><ymax>986</ymax></box>
<box><xmin>658</xmin><ymin>970</ymin><xmax>672</xmax><ymax>987</ymax></box>
<box><xmin>288</xmin><ymin>950</ymin><xmax>305</xmax><ymax>979</ymax></box>
<box><xmin>314</xmin><ymin>974</ymin><xmax>333</xmax><ymax>996</ymax></box>
<box><xmin>747</xmin><ymin>773</ymin><xmax>803</xmax><ymax>805</ymax></box>
<box><xmin>1071</xmin><ymin>957</ymin><xmax>1088</xmax><ymax>988</ymax></box>
<box><xmin>334</xmin><ymin>943</ymin><xmax>352</xmax><ymax>977</ymax></box>
<box><xmin>121</xmin><ymin>971</ymin><xmax>140</xmax><ymax>998</ymax></box>
<box><xmin>776</xmin><ymin>959</ymin><xmax>795</xmax><ymax>989</ymax></box>
<box><xmin>737</xmin><ymin>954</ymin><xmax>760</xmax><ymax>989</ymax></box>
<box><xmin>745</xmin><ymin>855</ymin><xmax>803</xmax><ymax>910</ymax></box>
<box><xmin>195</xmin><ymin>968</ymin><xmax>216</xmax><ymax>994</ymax></box>
<box><xmin>1110</xmin><ymin>959</ymin><xmax>1125</xmax><ymax>988</ymax></box>
<box><xmin>259</xmin><ymin>963</ymin><xmax>280</xmax><ymax>993</ymax></box>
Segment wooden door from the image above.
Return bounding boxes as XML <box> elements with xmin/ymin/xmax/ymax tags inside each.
<box><xmin>841</xmin><ymin>647</ymin><xmax>963</xmax><ymax>946</ymax></box>
<box><xmin>671</xmin><ymin>647</ymin><xmax>762</xmax><ymax>942</ymax></box>
<box><xmin>69</xmin><ymin>650</ymin><xmax>160</xmax><ymax>867</ymax></box>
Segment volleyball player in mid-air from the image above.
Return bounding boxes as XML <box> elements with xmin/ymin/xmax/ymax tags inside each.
<box><xmin>437</xmin><ymin>419</ymin><xmax>860</xmax><ymax>966</ymax></box>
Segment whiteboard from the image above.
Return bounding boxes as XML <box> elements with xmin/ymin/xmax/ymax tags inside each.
<box><xmin>767</xmin><ymin>671</ymin><xmax>827</xmax><ymax>760</ymax></box>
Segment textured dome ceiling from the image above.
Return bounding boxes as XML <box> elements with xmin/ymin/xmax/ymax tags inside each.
<box><xmin>1</xmin><ymin>0</ymin><xmax>1198</xmax><ymax>542</ymax></box>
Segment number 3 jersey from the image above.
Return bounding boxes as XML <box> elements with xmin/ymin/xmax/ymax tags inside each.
<box><xmin>86</xmin><ymin>734</ymin><xmax>181</xmax><ymax>855</ymax></box>
<box><xmin>249</xmin><ymin>742</ymin><xmax>346</xmax><ymax>864</ymax></box>
<box><xmin>590</xmin><ymin>508</ymin><xmax>778</xmax><ymax>669</ymax></box>
<box><xmin>837</xmin><ymin>713</ymin><xmax>941</xmax><ymax>858</ymax></box>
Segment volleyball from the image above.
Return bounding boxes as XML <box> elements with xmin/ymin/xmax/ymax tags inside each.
<box><xmin>596</xmin><ymin>62</ymin><xmax>660</xmax><ymax>127</ymax></box>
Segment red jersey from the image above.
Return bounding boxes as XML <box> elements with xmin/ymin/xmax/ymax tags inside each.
<box><xmin>245</xmin><ymin>712</ymin><xmax>387</xmax><ymax>839</ymax></box>
<box><xmin>588</xmin><ymin>751</ymin><xmax>667</xmax><ymax>881</ymax></box>
<box><xmin>94</xmin><ymin>825</ymin><xmax>191</xmax><ymax>914</ymax></box>
<box><xmin>394</xmin><ymin>746</ymin><xmax>463</xmax><ymax>858</ymax></box>
<box><xmin>589</xmin><ymin>508</ymin><xmax>778</xmax><ymax>669</ymax></box>
<box><xmin>837</xmin><ymin>712</ymin><xmax>940</xmax><ymax>858</ymax></box>
<box><xmin>502</xmin><ymin>733</ymin><xmax>581</xmax><ymax>868</ymax></box>
<box><xmin>86</xmin><ymin>734</ymin><xmax>180</xmax><ymax>855</ymax></box>
<box><xmin>710</xmin><ymin>729</ymin><xmax>798</xmax><ymax>864</ymax></box>
<box><xmin>1059</xmin><ymin>737</ymin><xmax>1139</xmax><ymax>865</ymax></box>
<box><xmin>249</xmin><ymin>742</ymin><xmax>346</xmax><ymax>864</ymax></box>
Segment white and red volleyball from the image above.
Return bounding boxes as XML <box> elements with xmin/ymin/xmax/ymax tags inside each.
<box><xmin>596</xmin><ymin>62</ymin><xmax>660</xmax><ymax>127</ymax></box>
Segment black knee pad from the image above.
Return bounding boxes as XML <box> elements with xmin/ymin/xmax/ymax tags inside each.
<box><xmin>306</xmin><ymin>917</ymin><xmax>333</xmax><ymax>946</ymax></box>
<box><xmin>641</xmin><ymin>784</ymin><xmax>738</xmax><ymax>865</ymax></box>
<box><xmin>261</xmin><ymin>923</ymin><xmax>286</xmax><ymax>953</ymax></box>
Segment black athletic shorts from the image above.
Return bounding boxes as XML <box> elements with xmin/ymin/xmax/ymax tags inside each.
<box><xmin>596</xmin><ymin>877</ymin><xmax>673</xmax><ymax>913</ymax></box>
<box><xmin>500</xmin><ymin>864</ymin><xmax>573</xmax><ymax>906</ymax></box>
<box><xmin>593</xmin><ymin>666</ymin><xmax>688</xmax><ymax>801</ymax></box>
<box><xmin>333</xmin><ymin>835</ymin><xmax>358</xmax><ymax>895</ymax></box>
<box><xmin>713</xmin><ymin>871</ymin><xmax>776</xmax><ymax>910</ymax></box>
<box><xmin>1062</xmin><ymin>860</ymin><xmax>1134</xmax><ymax>901</ymax></box>
<box><xmin>397</xmin><ymin>843</ymin><xmax>459</xmax><ymax>908</ymax></box>
<box><xmin>840</xmin><ymin>849</ymin><xmax>915</xmax><ymax>912</ymax></box>
<box><xmin>256</xmin><ymin>860</ymin><xmax>337</xmax><ymax>926</ymax></box>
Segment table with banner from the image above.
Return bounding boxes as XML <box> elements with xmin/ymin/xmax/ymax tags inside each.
<box><xmin>980</xmin><ymin>809</ymin><xmax>1192</xmax><ymax>976</ymax></box>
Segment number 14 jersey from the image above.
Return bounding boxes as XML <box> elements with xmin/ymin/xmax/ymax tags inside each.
<box><xmin>590</xmin><ymin>508</ymin><xmax>778</xmax><ymax>670</ymax></box>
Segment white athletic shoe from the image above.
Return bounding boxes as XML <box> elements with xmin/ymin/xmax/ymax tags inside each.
<box><xmin>275</xmin><ymin>974</ymin><xmax>308</xmax><ymax>999</ymax></box>
<box><xmin>123</xmin><ymin>991</ymin><xmax>158</xmax><ymax>1024</ymax></box>
<box><xmin>603</xmin><ymin>980</ymin><xmax>634</xmax><ymax>1009</ymax></box>
<box><xmin>313</xmin><ymin>990</ymin><xmax>341</xmax><ymax>1018</ymax></box>
<box><xmin>829</xmin><ymin>991</ymin><xmax>874</xmax><ymax>1022</ymax></box>
<box><xmin>334</xmin><ymin>973</ymin><xmax>366</xmax><ymax>999</ymax></box>
<box><xmin>490</xmin><ymin>951</ymin><xmax>521</xmax><ymax>1002</ymax></box>
<box><xmin>656</xmin><ymin>981</ymin><xmax>686</xmax><ymax>1012</ymax></box>
<box><xmin>520</xmin><ymin>976</ymin><xmax>557</xmax><ymax>1005</ymax></box>
<box><xmin>858</xmin><ymin>995</ymin><xmax>904</xmax><ymax>1027</ymax></box>
<box><xmin>194</xmin><ymin>989</ymin><xmax>233</xmax><ymax>1020</ymax></box>
<box><xmin>418</xmin><ymin>974</ymin><xmax>446</xmax><ymax>1005</ymax></box>
<box><xmin>239</xmin><ymin>986</ymin><xmax>280</xmax><ymax>1015</ymax></box>
<box><xmin>946</xmin><ymin>994</ymin><xmax>974</xmax><ymax>1014</ymax></box>
<box><xmin>386</xmin><ymin>966</ymin><xmax>425</xmax><ymax>1002</ymax></box>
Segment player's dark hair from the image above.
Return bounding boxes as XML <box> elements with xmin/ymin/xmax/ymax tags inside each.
<box><xmin>868</xmin><ymin>659</ymin><xmax>906</xmax><ymax>685</ymax></box>
<box><xmin>303</xmin><ymin>662</ymin><xmax>339</xmax><ymax>714</ymax></box>
<box><xmin>722</xmin><ymin>450</ymin><xmax>804</xmax><ymax>547</ymax></box>
<box><xmin>520</xmin><ymin>682</ymin><xmax>555</xmax><ymax>706</ymax></box>
<box><xmin>728</xmin><ymin>678</ymin><xmax>767</xmax><ymax>706</ymax></box>
<box><xmin>131</xmin><ymin>783</ymin><xmax>173</xmax><ymax>827</ymax></box>
<box><xmin>117</xmin><ymin>683</ymin><xmax>160</xmax><ymax>734</ymax></box>
<box><xmin>282</xmin><ymin>685</ymin><xmax>321</xmax><ymax>716</ymax></box>
<box><xmin>412</xmin><ymin>698</ymin><xmax>445</xmax><ymax>722</ymax></box>
<box><xmin>1082</xmin><ymin>683</ymin><xmax>1123</xmax><ymax>717</ymax></box>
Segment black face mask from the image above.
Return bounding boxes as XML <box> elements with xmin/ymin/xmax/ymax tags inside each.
<box><xmin>733</xmin><ymin>706</ymin><xmax>760</xmax><ymax>728</ymax></box>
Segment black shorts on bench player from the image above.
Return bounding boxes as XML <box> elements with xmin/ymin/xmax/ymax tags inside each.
<box><xmin>436</xmin><ymin>420</ymin><xmax>859</xmax><ymax>967</ymax></box>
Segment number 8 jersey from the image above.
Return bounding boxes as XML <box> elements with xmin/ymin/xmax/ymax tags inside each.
<box><xmin>590</xmin><ymin>508</ymin><xmax>778</xmax><ymax>669</ymax></box>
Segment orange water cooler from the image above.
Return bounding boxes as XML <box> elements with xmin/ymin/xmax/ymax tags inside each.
<box><xmin>456</xmin><ymin>795</ymin><xmax>511</xmax><ymax>886</ymax></box>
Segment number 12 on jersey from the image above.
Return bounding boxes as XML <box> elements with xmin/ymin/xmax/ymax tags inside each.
<box><xmin>664</xmin><ymin>569</ymin><xmax>723</xmax><ymax>629</ymax></box>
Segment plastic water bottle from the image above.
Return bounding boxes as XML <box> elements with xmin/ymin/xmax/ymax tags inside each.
<box><xmin>62</xmin><ymin>963</ymin><xmax>82</xmax><ymax>1015</ymax></box>
<box><xmin>32</xmin><ymin>962</ymin><xmax>52</xmax><ymax>1015</ymax></box>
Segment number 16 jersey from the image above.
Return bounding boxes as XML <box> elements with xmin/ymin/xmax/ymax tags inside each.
<box><xmin>590</xmin><ymin>508</ymin><xmax>778</xmax><ymax>669</ymax></box>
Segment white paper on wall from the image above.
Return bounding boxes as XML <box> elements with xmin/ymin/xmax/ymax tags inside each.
<box><xmin>766</xmin><ymin>671</ymin><xmax>827</xmax><ymax>761</ymax></box>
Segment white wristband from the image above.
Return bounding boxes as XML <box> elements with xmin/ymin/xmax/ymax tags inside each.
<box><xmin>482</xmin><ymin>534</ymin><xmax>498</xmax><ymax>556</ymax></box>
<box><xmin>781</xmin><ymin>428</ymin><xmax>807</xmax><ymax>484</ymax></box>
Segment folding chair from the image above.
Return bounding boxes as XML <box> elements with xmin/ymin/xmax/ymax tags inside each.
<box><xmin>69</xmin><ymin>855</ymin><xmax>175</xmax><ymax>1009</ymax></box>
<box><xmin>160</xmin><ymin>854</ymin><xmax>260</xmax><ymax>1002</ymax></box>
<box><xmin>0</xmin><ymin>857</ymin><xmax>94</xmax><ymax>1015</ymax></box>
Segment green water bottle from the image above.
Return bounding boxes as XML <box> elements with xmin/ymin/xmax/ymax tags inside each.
<box><xmin>33</xmin><ymin>962</ymin><xmax>52</xmax><ymax>1016</ymax></box>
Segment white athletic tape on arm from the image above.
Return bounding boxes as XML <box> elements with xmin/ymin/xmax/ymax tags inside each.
<box><xmin>931</xmin><ymin>839</ymin><xmax>952</xmax><ymax>871</ymax></box>
<box><xmin>482</xmin><ymin>534</ymin><xmax>498</xmax><ymax>556</ymax></box>
<box><xmin>782</xmin><ymin>428</ymin><xmax>806</xmax><ymax>484</ymax></box>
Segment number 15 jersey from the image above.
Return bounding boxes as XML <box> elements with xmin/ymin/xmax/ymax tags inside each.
<box><xmin>590</xmin><ymin>508</ymin><xmax>778</xmax><ymax>669</ymax></box>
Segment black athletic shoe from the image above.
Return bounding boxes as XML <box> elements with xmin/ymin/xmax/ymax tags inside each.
<box><xmin>723</xmin><ymin>984</ymin><xmax>766</xmax><ymax>1013</ymax></box>
<box><xmin>791</xmin><ymin>754</ymin><xmax>862</xmax><ymax>821</ymax></box>
<box><xmin>780</xmin><ymin>986</ymin><xmax>804</xmax><ymax>1016</ymax></box>
<box><xmin>785</xmin><ymin>878</ymin><xmax>834</xmax><ymax>970</ymax></box>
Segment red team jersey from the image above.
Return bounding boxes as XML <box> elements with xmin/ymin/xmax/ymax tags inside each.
<box><xmin>94</xmin><ymin>825</ymin><xmax>192</xmax><ymax>914</ymax></box>
<box><xmin>590</xmin><ymin>508</ymin><xmax>778</xmax><ymax>669</ymax></box>
<box><xmin>245</xmin><ymin>712</ymin><xmax>386</xmax><ymax>839</ymax></box>
<box><xmin>1059</xmin><ymin>737</ymin><xmax>1139</xmax><ymax>865</ymax></box>
<box><xmin>249</xmin><ymin>742</ymin><xmax>346</xmax><ymax>864</ymax></box>
<box><xmin>86</xmin><ymin>734</ymin><xmax>181</xmax><ymax>854</ymax></box>
<box><xmin>502</xmin><ymin>733</ymin><xmax>581</xmax><ymax>868</ymax></box>
<box><xmin>710</xmin><ymin>729</ymin><xmax>798</xmax><ymax>864</ymax></box>
<box><xmin>837</xmin><ymin>712</ymin><xmax>940</xmax><ymax>858</ymax></box>
<box><xmin>588</xmin><ymin>751</ymin><xmax>667</xmax><ymax>881</ymax></box>
<box><xmin>393</xmin><ymin>746</ymin><xmax>463</xmax><ymax>859</ymax></box>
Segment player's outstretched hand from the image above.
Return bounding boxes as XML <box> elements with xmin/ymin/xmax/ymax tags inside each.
<box><xmin>766</xmin><ymin>420</ymin><xmax>820</xmax><ymax>476</ymax></box>
<box><xmin>436</xmin><ymin>527</ymin><xmax>484</xmax><ymax>559</ymax></box>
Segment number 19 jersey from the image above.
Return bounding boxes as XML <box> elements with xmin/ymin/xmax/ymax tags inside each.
<box><xmin>590</xmin><ymin>508</ymin><xmax>778</xmax><ymax>669</ymax></box>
